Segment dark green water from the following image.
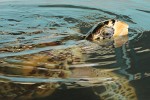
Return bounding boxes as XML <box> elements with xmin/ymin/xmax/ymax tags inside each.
<box><xmin>0</xmin><ymin>0</ymin><xmax>150</xmax><ymax>100</ymax></box>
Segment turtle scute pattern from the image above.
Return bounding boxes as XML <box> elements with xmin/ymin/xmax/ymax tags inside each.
<box><xmin>0</xmin><ymin>47</ymin><xmax>83</xmax><ymax>77</ymax></box>
<box><xmin>0</xmin><ymin>47</ymin><xmax>85</xmax><ymax>100</ymax></box>
<box><xmin>0</xmin><ymin>81</ymin><xmax>58</xmax><ymax>100</ymax></box>
<box><xmin>0</xmin><ymin>46</ymin><xmax>137</xmax><ymax>100</ymax></box>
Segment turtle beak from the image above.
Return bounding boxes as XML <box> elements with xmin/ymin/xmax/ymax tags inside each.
<box><xmin>113</xmin><ymin>20</ymin><xmax>128</xmax><ymax>37</ymax></box>
<box><xmin>113</xmin><ymin>20</ymin><xmax>129</xmax><ymax>47</ymax></box>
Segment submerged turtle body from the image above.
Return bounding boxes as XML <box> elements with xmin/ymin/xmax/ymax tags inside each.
<box><xmin>0</xmin><ymin>19</ymin><xmax>137</xmax><ymax>100</ymax></box>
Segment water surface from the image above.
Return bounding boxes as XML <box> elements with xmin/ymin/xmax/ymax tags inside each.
<box><xmin>0</xmin><ymin>0</ymin><xmax>150</xmax><ymax>100</ymax></box>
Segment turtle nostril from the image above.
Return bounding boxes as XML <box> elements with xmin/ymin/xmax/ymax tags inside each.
<box><xmin>97</xmin><ymin>37</ymin><xmax>100</xmax><ymax>40</ymax></box>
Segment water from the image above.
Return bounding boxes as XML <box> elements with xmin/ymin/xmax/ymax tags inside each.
<box><xmin>0</xmin><ymin>0</ymin><xmax>150</xmax><ymax>100</ymax></box>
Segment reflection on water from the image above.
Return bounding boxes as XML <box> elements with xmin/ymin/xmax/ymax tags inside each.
<box><xmin>0</xmin><ymin>0</ymin><xmax>150</xmax><ymax>100</ymax></box>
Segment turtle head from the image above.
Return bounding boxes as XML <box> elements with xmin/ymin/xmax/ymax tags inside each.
<box><xmin>85</xmin><ymin>19</ymin><xmax>129</xmax><ymax>46</ymax></box>
<box><xmin>85</xmin><ymin>19</ymin><xmax>116</xmax><ymax>42</ymax></box>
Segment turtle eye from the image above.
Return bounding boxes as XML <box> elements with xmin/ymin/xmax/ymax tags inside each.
<box><xmin>102</xmin><ymin>32</ymin><xmax>111</xmax><ymax>36</ymax></box>
<box><xmin>105</xmin><ymin>33</ymin><xmax>110</xmax><ymax>36</ymax></box>
<box><xmin>102</xmin><ymin>28</ymin><xmax>114</xmax><ymax>38</ymax></box>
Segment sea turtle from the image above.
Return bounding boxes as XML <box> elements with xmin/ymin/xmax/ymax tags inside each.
<box><xmin>0</xmin><ymin>19</ymin><xmax>137</xmax><ymax>100</ymax></box>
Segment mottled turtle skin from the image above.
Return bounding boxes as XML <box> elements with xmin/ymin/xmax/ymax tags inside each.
<box><xmin>0</xmin><ymin>19</ymin><xmax>137</xmax><ymax>100</ymax></box>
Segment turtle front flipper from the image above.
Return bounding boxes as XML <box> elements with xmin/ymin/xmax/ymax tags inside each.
<box><xmin>93</xmin><ymin>80</ymin><xmax>137</xmax><ymax>100</ymax></box>
<box><xmin>70</xmin><ymin>67</ymin><xmax>137</xmax><ymax>100</ymax></box>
